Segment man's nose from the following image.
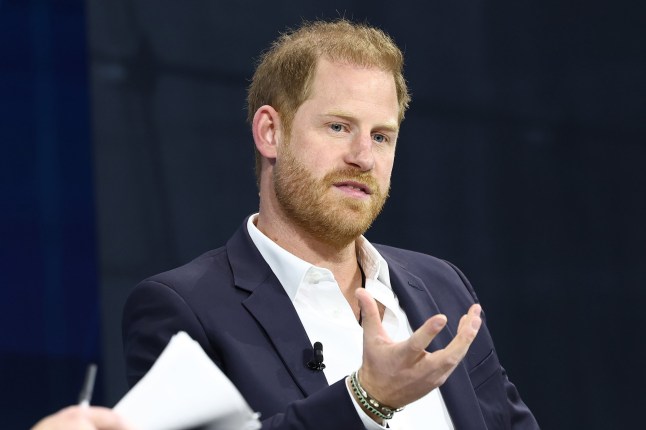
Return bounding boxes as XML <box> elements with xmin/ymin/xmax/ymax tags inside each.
<box><xmin>344</xmin><ymin>133</ymin><xmax>375</xmax><ymax>171</ymax></box>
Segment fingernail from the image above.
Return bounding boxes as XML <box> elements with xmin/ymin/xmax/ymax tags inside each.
<box><xmin>433</xmin><ymin>315</ymin><xmax>446</xmax><ymax>329</ymax></box>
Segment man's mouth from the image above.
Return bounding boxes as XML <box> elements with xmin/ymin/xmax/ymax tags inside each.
<box><xmin>333</xmin><ymin>181</ymin><xmax>373</xmax><ymax>196</ymax></box>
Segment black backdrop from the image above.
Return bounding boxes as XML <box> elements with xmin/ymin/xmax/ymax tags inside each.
<box><xmin>1</xmin><ymin>1</ymin><xmax>99</xmax><ymax>428</ymax></box>
<box><xmin>87</xmin><ymin>1</ymin><xmax>644</xmax><ymax>428</ymax></box>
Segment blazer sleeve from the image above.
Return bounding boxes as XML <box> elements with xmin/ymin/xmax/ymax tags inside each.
<box><xmin>122</xmin><ymin>280</ymin><xmax>366</xmax><ymax>430</ymax></box>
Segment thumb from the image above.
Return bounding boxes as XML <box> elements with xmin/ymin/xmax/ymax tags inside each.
<box><xmin>356</xmin><ymin>288</ymin><xmax>387</xmax><ymax>339</ymax></box>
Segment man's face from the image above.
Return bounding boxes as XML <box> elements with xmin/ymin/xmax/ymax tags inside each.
<box><xmin>273</xmin><ymin>58</ymin><xmax>400</xmax><ymax>248</ymax></box>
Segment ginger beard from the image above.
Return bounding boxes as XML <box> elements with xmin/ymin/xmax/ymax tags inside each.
<box><xmin>273</xmin><ymin>140</ymin><xmax>390</xmax><ymax>249</ymax></box>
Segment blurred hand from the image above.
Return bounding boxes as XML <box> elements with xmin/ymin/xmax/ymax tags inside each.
<box><xmin>356</xmin><ymin>288</ymin><xmax>482</xmax><ymax>408</ymax></box>
<box><xmin>32</xmin><ymin>406</ymin><xmax>135</xmax><ymax>430</ymax></box>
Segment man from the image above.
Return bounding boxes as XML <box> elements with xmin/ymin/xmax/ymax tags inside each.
<box><xmin>123</xmin><ymin>20</ymin><xmax>539</xmax><ymax>429</ymax></box>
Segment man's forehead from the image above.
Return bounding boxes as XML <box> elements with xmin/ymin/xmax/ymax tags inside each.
<box><xmin>306</xmin><ymin>60</ymin><xmax>398</xmax><ymax>116</ymax></box>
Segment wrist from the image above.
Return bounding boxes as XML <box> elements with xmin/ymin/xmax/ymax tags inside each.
<box><xmin>348</xmin><ymin>371</ymin><xmax>404</xmax><ymax>422</ymax></box>
<box><xmin>346</xmin><ymin>377</ymin><xmax>386</xmax><ymax>426</ymax></box>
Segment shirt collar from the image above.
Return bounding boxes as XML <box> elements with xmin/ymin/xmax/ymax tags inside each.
<box><xmin>356</xmin><ymin>236</ymin><xmax>392</xmax><ymax>288</ymax></box>
<box><xmin>246</xmin><ymin>214</ymin><xmax>392</xmax><ymax>301</ymax></box>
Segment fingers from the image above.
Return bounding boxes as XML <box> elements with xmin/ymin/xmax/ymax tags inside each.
<box><xmin>406</xmin><ymin>303</ymin><xmax>481</xmax><ymax>355</ymax></box>
<box><xmin>31</xmin><ymin>407</ymin><xmax>91</xmax><ymax>430</ymax></box>
<box><xmin>436</xmin><ymin>304</ymin><xmax>482</xmax><ymax>365</ymax></box>
<box><xmin>457</xmin><ymin>304</ymin><xmax>482</xmax><ymax>343</ymax></box>
<box><xmin>406</xmin><ymin>314</ymin><xmax>447</xmax><ymax>353</ymax></box>
<box><xmin>31</xmin><ymin>406</ymin><xmax>134</xmax><ymax>430</ymax></box>
<box><xmin>85</xmin><ymin>407</ymin><xmax>134</xmax><ymax>430</ymax></box>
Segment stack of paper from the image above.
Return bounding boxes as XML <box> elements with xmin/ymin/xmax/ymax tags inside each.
<box><xmin>115</xmin><ymin>332</ymin><xmax>261</xmax><ymax>430</ymax></box>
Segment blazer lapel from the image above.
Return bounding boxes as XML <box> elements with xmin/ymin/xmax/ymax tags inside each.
<box><xmin>226</xmin><ymin>221</ymin><xmax>328</xmax><ymax>397</ymax></box>
<box><xmin>386</xmin><ymin>256</ymin><xmax>488</xmax><ymax>430</ymax></box>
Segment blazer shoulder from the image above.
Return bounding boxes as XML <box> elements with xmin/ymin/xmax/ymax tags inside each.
<box><xmin>373</xmin><ymin>243</ymin><xmax>480</xmax><ymax>302</ymax></box>
<box><xmin>141</xmin><ymin>245</ymin><xmax>231</xmax><ymax>293</ymax></box>
<box><xmin>373</xmin><ymin>243</ymin><xmax>455</xmax><ymax>273</ymax></box>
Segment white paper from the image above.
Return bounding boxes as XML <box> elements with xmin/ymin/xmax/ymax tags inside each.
<box><xmin>114</xmin><ymin>331</ymin><xmax>261</xmax><ymax>430</ymax></box>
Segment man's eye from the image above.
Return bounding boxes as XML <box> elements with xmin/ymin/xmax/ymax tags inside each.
<box><xmin>330</xmin><ymin>123</ymin><xmax>344</xmax><ymax>132</ymax></box>
<box><xmin>373</xmin><ymin>134</ymin><xmax>386</xmax><ymax>143</ymax></box>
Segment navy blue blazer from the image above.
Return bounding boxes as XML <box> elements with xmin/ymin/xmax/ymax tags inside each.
<box><xmin>123</xmin><ymin>219</ymin><xmax>539</xmax><ymax>429</ymax></box>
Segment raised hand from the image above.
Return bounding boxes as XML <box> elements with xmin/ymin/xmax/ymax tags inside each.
<box><xmin>355</xmin><ymin>288</ymin><xmax>482</xmax><ymax>409</ymax></box>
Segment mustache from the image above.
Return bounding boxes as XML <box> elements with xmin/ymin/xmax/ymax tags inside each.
<box><xmin>323</xmin><ymin>168</ymin><xmax>380</xmax><ymax>188</ymax></box>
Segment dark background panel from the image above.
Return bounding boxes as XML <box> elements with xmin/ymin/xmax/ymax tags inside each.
<box><xmin>0</xmin><ymin>0</ymin><xmax>100</xmax><ymax>428</ymax></box>
<box><xmin>2</xmin><ymin>0</ymin><xmax>644</xmax><ymax>427</ymax></box>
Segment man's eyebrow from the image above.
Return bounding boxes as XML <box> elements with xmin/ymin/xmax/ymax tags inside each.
<box><xmin>321</xmin><ymin>111</ymin><xmax>400</xmax><ymax>133</ymax></box>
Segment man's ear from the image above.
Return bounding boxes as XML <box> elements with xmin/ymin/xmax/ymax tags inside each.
<box><xmin>252</xmin><ymin>105</ymin><xmax>282</xmax><ymax>161</ymax></box>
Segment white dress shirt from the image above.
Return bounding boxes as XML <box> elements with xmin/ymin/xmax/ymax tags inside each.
<box><xmin>247</xmin><ymin>215</ymin><xmax>454</xmax><ymax>429</ymax></box>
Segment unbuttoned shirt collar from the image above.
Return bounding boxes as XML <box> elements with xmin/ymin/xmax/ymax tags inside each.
<box><xmin>247</xmin><ymin>214</ymin><xmax>393</xmax><ymax>301</ymax></box>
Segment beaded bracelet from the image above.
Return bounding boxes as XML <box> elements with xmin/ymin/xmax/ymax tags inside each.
<box><xmin>349</xmin><ymin>371</ymin><xmax>404</xmax><ymax>420</ymax></box>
